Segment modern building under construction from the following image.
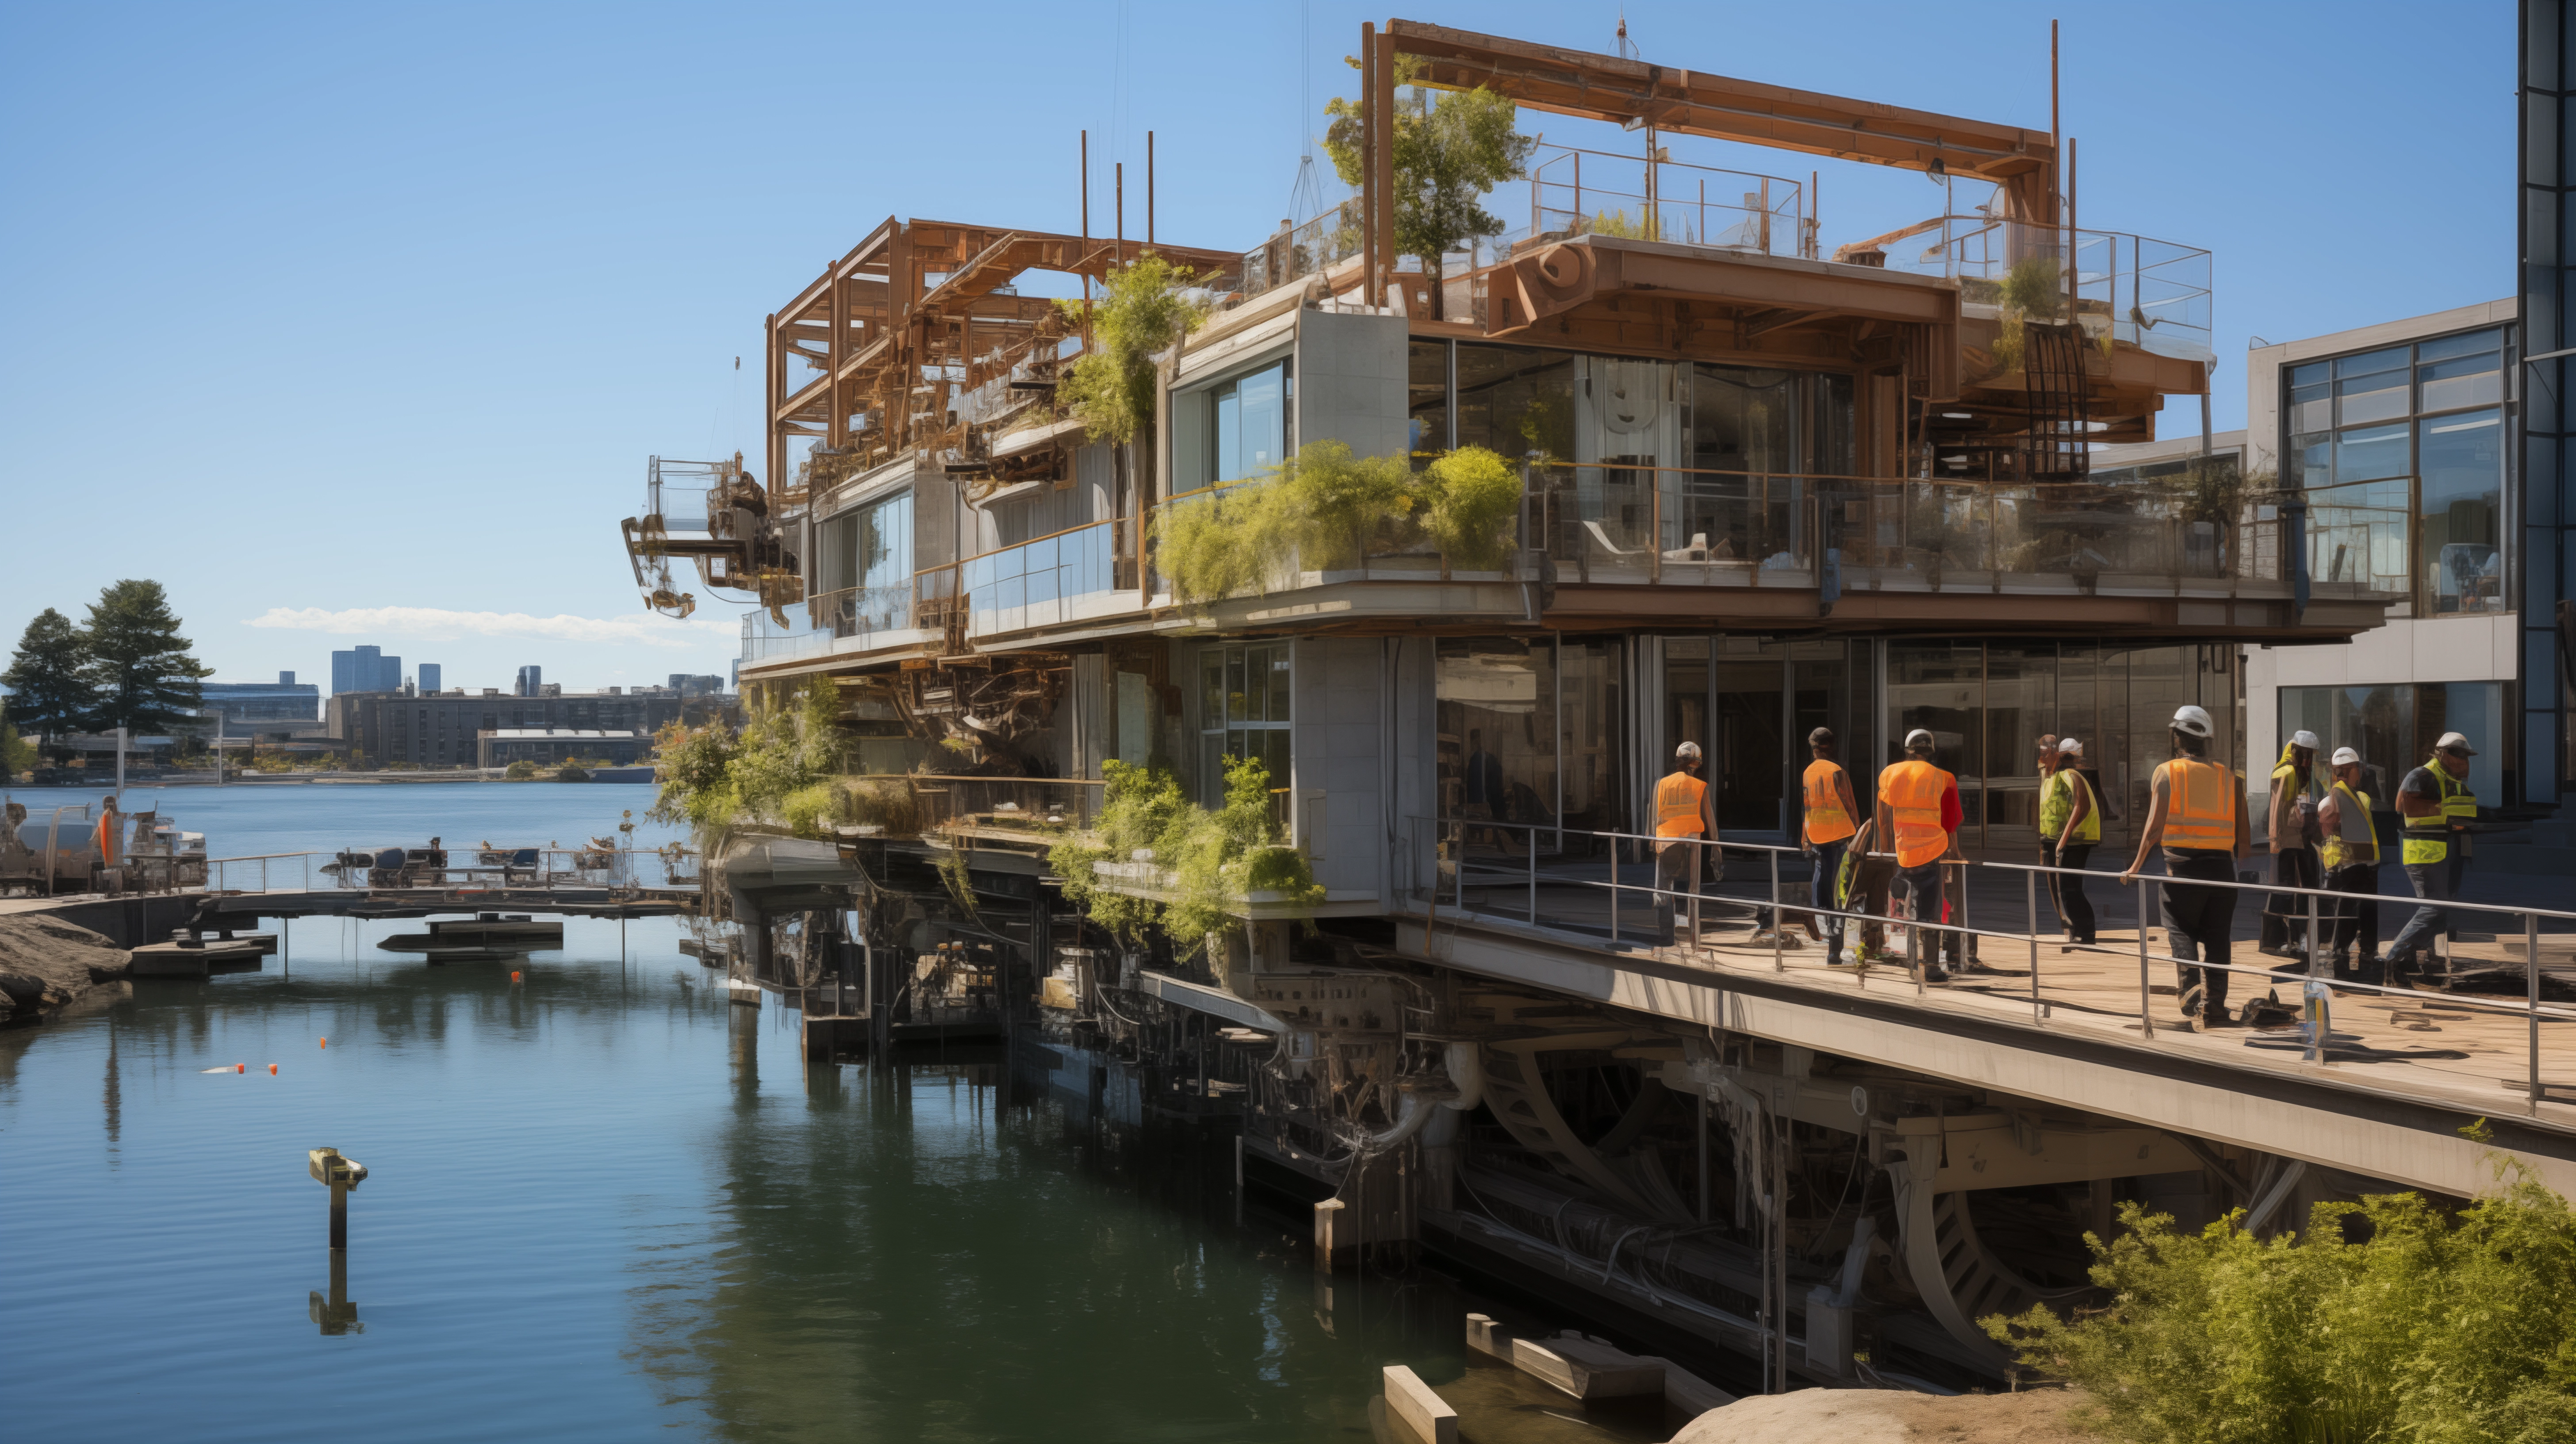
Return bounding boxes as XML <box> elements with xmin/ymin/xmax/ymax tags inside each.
<box><xmin>623</xmin><ymin>17</ymin><xmax>2576</xmax><ymax>1398</ymax></box>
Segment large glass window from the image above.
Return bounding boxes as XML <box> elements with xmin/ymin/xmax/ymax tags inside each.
<box><xmin>2419</xmin><ymin>409</ymin><xmax>2503</xmax><ymax>613</ymax></box>
<box><xmin>2283</xmin><ymin>326</ymin><xmax>2511</xmax><ymax>614</ymax></box>
<box><xmin>1455</xmin><ymin>344</ymin><xmax>1578</xmax><ymax>461</ymax></box>
<box><xmin>1207</xmin><ymin>362</ymin><xmax>1289</xmax><ymax>484</ymax></box>
<box><xmin>1199</xmin><ymin>643</ymin><xmax>1292</xmax><ymax>805</ymax></box>
<box><xmin>1407</xmin><ymin>340</ymin><xmax>1450</xmax><ymax>468</ymax></box>
<box><xmin>1434</xmin><ymin>637</ymin><xmax>1627</xmax><ymax>854</ymax></box>
<box><xmin>2279</xmin><ymin>682</ymin><xmax>2507</xmax><ymax>814</ymax></box>
<box><xmin>813</xmin><ymin>490</ymin><xmax>914</xmax><ymax>635</ymax></box>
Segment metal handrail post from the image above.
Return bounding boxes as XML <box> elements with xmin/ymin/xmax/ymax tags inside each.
<box><xmin>1769</xmin><ymin>847</ymin><xmax>1782</xmax><ymax>972</ymax></box>
<box><xmin>2138</xmin><ymin>878</ymin><xmax>2157</xmax><ymax>1039</ymax></box>
<box><xmin>2307</xmin><ymin>889</ymin><xmax>2328</xmax><ymax>1067</ymax></box>
<box><xmin>1910</xmin><ymin>887</ymin><xmax>1925</xmax><ymax>999</ymax></box>
<box><xmin>1610</xmin><ymin>841</ymin><xmax>1620</xmax><ymax>945</ymax></box>
<box><xmin>1528</xmin><ymin>824</ymin><xmax>1537</xmax><ymax>926</ymax></box>
<box><xmin>2531</xmin><ymin>912</ymin><xmax>2545</xmax><ymax>1111</ymax></box>
<box><xmin>2028</xmin><ymin>870</ymin><xmax>2041</xmax><ymax>1023</ymax></box>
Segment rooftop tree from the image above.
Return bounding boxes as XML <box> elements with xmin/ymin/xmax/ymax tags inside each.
<box><xmin>1325</xmin><ymin>56</ymin><xmax>1535</xmax><ymax>319</ymax></box>
<box><xmin>82</xmin><ymin>580</ymin><xmax>209</xmax><ymax>735</ymax></box>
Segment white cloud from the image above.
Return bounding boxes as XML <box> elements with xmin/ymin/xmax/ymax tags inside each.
<box><xmin>243</xmin><ymin>606</ymin><xmax>734</xmax><ymax>650</ymax></box>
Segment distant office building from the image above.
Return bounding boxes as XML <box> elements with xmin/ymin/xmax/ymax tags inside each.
<box><xmin>327</xmin><ymin>688</ymin><xmax>732</xmax><ymax>768</ymax></box>
<box><xmin>199</xmin><ymin>673</ymin><xmax>322</xmax><ymax>724</ymax></box>
<box><xmin>418</xmin><ymin>663</ymin><xmax>442</xmax><ymax>695</ymax></box>
<box><xmin>515</xmin><ymin>665</ymin><xmax>542</xmax><ymax>697</ymax></box>
<box><xmin>477</xmin><ymin>729</ymin><xmax>648</xmax><ymax>769</ymax></box>
<box><xmin>668</xmin><ymin>674</ymin><xmax>723</xmax><ymax>696</ymax></box>
<box><xmin>331</xmin><ymin>645</ymin><xmax>402</xmax><ymax>695</ymax></box>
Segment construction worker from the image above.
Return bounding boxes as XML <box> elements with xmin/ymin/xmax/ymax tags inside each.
<box><xmin>2119</xmin><ymin>705</ymin><xmax>2250</xmax><ymax>1029</ymax></box>
<box><xmin>2259</xmin><ymin>730</ymin><xmax>2324</xmax><ymax>960</ymax></box>
<box><xmin>2316</xmin><ymin>746</ymin><xmax>2381</xmax><ymax>980</ymax></box>
<box><xmin>1653</xmin><ymin>741</ymin><xmax>1719</xmax><ymax>948</ymax></box>
<box><xmin>2041</xmin><ymin>737</ymin><xmax>2101</xmax><ymax>949</ymax></box>
<box><xmin>1800</xmin><ymin>727</ymin><xmax>1861</xmax><ymax>964</ymax></box>
<box><xmin>2384</xmin><ymin>731</ymin><xmax>2479</xmax><ymax>985</ymax></box>
<box><xmin>1876</xmin><ymin>728</ymin><xmax>1962</xmax><ymax>984</ymax></box>
<box><xmin>92</xmin><ymin>794</ymin><xmax>120</xmax><ymax>891</ymax></box>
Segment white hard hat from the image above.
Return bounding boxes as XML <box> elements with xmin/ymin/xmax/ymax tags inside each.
<box><xmin>2171</xmin><ymin>704</ymin><xmax>2216</xmax><ymax>738</ymax></box>
<box><xmin>1903</xmin><ymin>728</ymin><xmax>1936</xmax><ymax>751</ymax></box>
<box><xmin>2056</xmin><ymin>737</ymin><xmax>2083</xmax><ymax>755</ymax></box>
<box><xmin>1675</xmin><ymin>741</ymin><xmax>1702</xmax><ymax>760</ymax></box>
<box><xmin>2291</xmin><ymin>730</ymin><xmax>2320</xmax><ymax>750</ymax></box>
<box><xmin>2435</xmin><ymin>731</ymin><xmax>2478</xmax><ymax>756</ymax></box>
<box><xmin>2331</xmin><ymin>746</ymin><xmax>2361</xmax><ymax>767</ymax></box>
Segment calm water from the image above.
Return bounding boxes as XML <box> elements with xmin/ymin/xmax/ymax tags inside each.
<box><xmin>0</xmin><ymin>784</ymin><xmax>1471</xmax><ymax>1443</ymax></box>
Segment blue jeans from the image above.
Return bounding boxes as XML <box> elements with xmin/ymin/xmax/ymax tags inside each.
<box><xmin>1809</xmin><ymin>839</ymin><xmax>1848</xmax><ymax>953</ymax></box>
<box><xmin>2388</xmin><ymin>860</ymin><xmax>2452</xmax><ymax>964</ymax></box>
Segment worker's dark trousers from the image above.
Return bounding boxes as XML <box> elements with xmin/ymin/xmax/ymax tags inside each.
<box><xmin>1896</xmin><ymin>861</ymin><xmax>1949</xmax><ymax>973</ymax></box>
<box><xmin>2260</xmin><ymin>846</ymin><xmax>2322</xmax><ymax>952</ymax></box>
<box><xmin>2041</xmin><ymin>839</ymin><xmax>2096</xmax><ymax>943</ymax></box>
<box><xmin>1809</xmin><ymin>839</ymin><xmax>1848</xmax><ymax>957</ymax></box>
<box><xmin>2325</xmin><ymin>862</ymin><xmax>2381</xmax><ymax>979</ymax></box>
<box><xmin>2161</xmin><ymin>850</ymin><xmax>2239</xmax><ymax>1012</ymax></box>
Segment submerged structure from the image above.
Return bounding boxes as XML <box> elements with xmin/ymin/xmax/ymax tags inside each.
<box><xmin>621</xmin><ymin>18</ymin><xmax>2571</xmax><ymax>1396</ymax></box>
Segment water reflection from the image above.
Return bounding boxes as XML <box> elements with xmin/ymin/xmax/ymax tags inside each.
<box><xmin>5</xmin><ymin>916</ymin><xmax>1484</xmax><ymax>1442</ymax></box>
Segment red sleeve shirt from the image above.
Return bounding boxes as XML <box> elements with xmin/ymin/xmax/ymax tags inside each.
<box><xmin>1940</xmin><ymin>782</ymin><xmax>1963</xmax><ymax>833</ymax></box>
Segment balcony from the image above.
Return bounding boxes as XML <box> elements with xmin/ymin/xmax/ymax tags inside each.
<box><xmin>1853</xmin><ymin>214</ymin><xmax>2213</xmax><ymax>364</ymax></box>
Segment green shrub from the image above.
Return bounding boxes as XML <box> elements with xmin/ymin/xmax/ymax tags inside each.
<box><xmin>505</xmin><ymin>759</ymin><xmax>538</xmax><ymax>780</ymax></box>
<box><xmin>1155</xmin><ymin>440</ymin><xmax>1520</xmax><ymax>603</ymax></box>
<box><xmin>554</xmin><ymin>764</ymin><xmax>590</xmax><ymax>782</ymax></box>
<box><xmin>1985</xmin><ymin>1160</ymin><xmax>2576</xmax><ymax>1444</ymax></box>
<box><xmin>1046</xmin><ymin>755</ymin><xmax>1321</xmax><ymax>953</ymax></box>
<box><xmin>647</xmin><ymin>680</ymin><xmax>843</xmax><ymax>834</ymax></box>
<box><xmin>1417</xmin><ymin>445</ymin><xmax>1521</xmax><ymax>572</ymax></box>
<box><xmin>1056</xmin><ymin>253</ymin><xmax>1206</xmax><ymax>444</ymax></box>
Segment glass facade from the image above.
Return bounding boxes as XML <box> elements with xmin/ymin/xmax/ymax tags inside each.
<box><xmin>2277</xmin><ymin>681</ymin><xmax>2507</xmax><ymax>814</ymax></box>
<box><xmin>2285</xmin><ymin>327</ymin><xmax>2509</xmax><ymax>614</ymax></box>
<box><xmin>1199</xmin><ymin>642</ymin><xmax>1292</xmax><ymax>805</ymax></box>
<box><xmin>1884</xmin><ymin>641</ymin><xmax>2239</xmax><ymax>852</ymax></box>
<box><xmin>1435</xmin><ymin>637</ymin><xmax>1627</xmax><ymax>852</ymax></box>
<box><xmin>1208</xmin><ymin>362</ymin><xmax>1289</xmax><ymax>484</ymax></box>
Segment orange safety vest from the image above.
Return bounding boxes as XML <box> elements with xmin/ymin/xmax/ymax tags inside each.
<box><xmin>2156</xmin><ymin>757</ymin><xmax>2237</xmax><ymax>851</ymax></box>
<box><xmin>1879</xmin><ymin>759</ymin><xmax>1953</xmax><ymax>868</ymax></box>
<box><xmin>1654</xmin><ymin>772</ymin><xmax>1709</xmax><ymax>839</ymax></box>
<box><xmin>95</xmin><ymin>812</ymin><xmax>119</xmax><ymax>867</ymax></box>
<box><xmin>1802</xmin><ymin>760</ymin><xmax>1856</xmax><ymax>845</ymax></box>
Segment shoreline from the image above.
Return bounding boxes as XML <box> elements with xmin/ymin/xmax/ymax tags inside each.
<box><xmin>4</xmin><ymin>769</ymin><xmax>656</xmax><ymax>788</ymax></box>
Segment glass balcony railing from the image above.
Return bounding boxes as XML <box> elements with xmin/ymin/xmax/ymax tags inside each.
<box><xmin>1139</xmin><ymin>463</ymin><xmax>2390</xmax><ymax>609</ymax></box>
<box><xmin>1526</xmin><ymin>146</ymin><xmax>1807</xmax><ymax>258</ymax></box>
<box><xmin>907</xmin><ymin>518</ymin><xmax>1142</xmax><ymax>644</ymax></box>
<box><xmin>1861</xmin><ymin>214</ymin><xmax>2213</xmax><ymax>363</ymax></box>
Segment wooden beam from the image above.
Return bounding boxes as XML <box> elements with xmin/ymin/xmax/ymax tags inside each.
<box><xmin>1387</xmin><ymin>18</ymin><xmax>2055</xmax><ymax>221</ymax></box>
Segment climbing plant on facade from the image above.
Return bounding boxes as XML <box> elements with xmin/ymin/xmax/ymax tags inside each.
<box><xmin>1154</xmin><ymin>441</ymin><xmax>1522</xmax><ymax>605</ymax></box>
<box><xmin>1047</xmin><ymin>755</ymin><xmax>1321</xmax><ymax>952</ymax></box>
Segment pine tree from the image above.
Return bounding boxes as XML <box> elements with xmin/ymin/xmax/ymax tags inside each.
<box><xmin>2</xmin><ymin>607</ymin><xmax>97</xmax><ymax>745</ymax></box>
<box><xmin>82</xmin><ymin>581</ymin><xmax>210</xmax><ymax>734</ymax></box>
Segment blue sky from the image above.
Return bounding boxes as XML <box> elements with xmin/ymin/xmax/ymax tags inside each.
<box><xmin>0</xmin><ymin>1</ymin><xmax>2515</xmax><ymax>692</ymax></box>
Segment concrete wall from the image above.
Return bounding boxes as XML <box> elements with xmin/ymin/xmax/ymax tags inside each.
<box><xmin>1292</xmin><ymin>636</ymin><xmax>1387</xmax><ymax>902</ymax></box>
<box><xmin>1294</xmin><ymin>309</ymin><xmax>1409</xmax><ymax>461</ymax></box>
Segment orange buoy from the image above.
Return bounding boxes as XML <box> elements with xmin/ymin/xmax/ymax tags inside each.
<box><xmin>511</xmin><ymin>971</ymin><xmax>522</xmax><ymax>982</ymax></box>
<box><xmin>235</xmin><ymin>1064</ymin><xmax>245</xmax><ymax>1074</ymax></box>
<box><xmin>319</xmin><ymin>1037</ymin><xmax>327</xmax><ymax>1048</ymax></box>
<box><xmin>268</xmin><ymin>1064</ymin><xmax>278</xmax><ymax>1075</ymax></box>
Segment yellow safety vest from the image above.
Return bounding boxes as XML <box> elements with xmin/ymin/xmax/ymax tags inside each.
<box><xmin>2401</xmin><ymin>759</ymin><xmax>2475</xmax><ymax>865</ymax></box>
<box><xmin>1879</xmin><ymin>760</ymin><xmax>1952</xmax><ymax>868</ymax></box>
<box><xmin>2154</xmin><ymin>758</ymin><xmax>2236</xmax><ymax>851</ymax></box>
<box><xmin>2320</xmin><ymin>782</ymin><xmax>2377</xmax><ymax>868</ymax></box>
<box><xmin>2041</xmin><ymin>768</ymin><xmax>2101</xmax><ymax>844</ymax></box>
<box><xmin>1802</xmin><ymin>760</ymin><xmax>1856</xmax><ymax>845</ymax></box>
<box><xmin>1655</xmin><ymin>772</ymin><xmax>1708</xmax><ymax>839</ymax></box>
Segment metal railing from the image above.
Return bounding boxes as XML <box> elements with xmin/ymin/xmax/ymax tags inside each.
<box><xmin>1533</xmin><ymin>462</ymin><xmax>1815</xmax><ymax>586</ymax></box>
<box><xmin>314</xmin><ymin>845</ymin><xmax>698</xmax><ymax>894</ymax></box>
<box><xmin>1527</xmin><ymin>146</ymin><xmax>1808</xmax><ymax>259</ymax></box>
<box><xmin>1862</xmin><ymin>214</ymin><xmax>2213</xmax><ymax>362</ymax></box>
<box><xmin>1408</xmin><ymin>814</ymin><xmax>2576</xmax><ymax>1110</ymax></box>
<box><xmin>950</xmin><ymin>517</ymin><xmax>1137</xmax><ymax>638</ymax></box>
<box><xmin>1237</xmin><ymin>201</ymin><xmax>1366</xmax><ymax>300</ymax></box>
<box><xmin>809</xmin><ymin>582</ymin><xmax>913</xmax><ymax>640</ymax></box>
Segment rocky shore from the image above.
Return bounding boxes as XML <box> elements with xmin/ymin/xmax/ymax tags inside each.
<box><xmin>0</xmin><ymin>915</ymin><xmax>132</xmax><ymax>1023</ymax></box>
